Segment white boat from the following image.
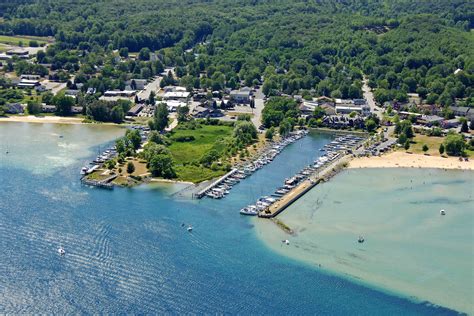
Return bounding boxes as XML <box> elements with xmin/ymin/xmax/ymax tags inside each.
<box><xmin>358</xmin><ymin>236</ymin><xmax>365</xmax><ymax>243</ymax></box>
<box><xmin>240</xmin><ymin>206</ymin><xmax>258</xmax><ymax>216</ymax></box>
<box><xmin>282</xmin><ymin>239</ymin><xmax>290</xmax><ymax>245</ymax></box>
<box><xmin>58</xmin><ymin>247</ymin><xmax>65</xmax><ymax>256</ymax></box>
<box><xmin>187</xmin><ymin>225</ymin><xmax>193</xmax><ymax>232</ymax></box>
<box><xmin>80</xmin><ymin>167</ymin><xmax>88</xmax><ymax>175</ymax></box>
<box><xmin>440</xmin><ymin>209</ymin><xmax>446</xmax><ymax>215</ymax></box>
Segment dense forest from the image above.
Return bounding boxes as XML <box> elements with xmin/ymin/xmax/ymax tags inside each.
<box><xmin>1</xmin><ymin>0</ymin><xmax>473</xmax><ymax>106</ymax></box>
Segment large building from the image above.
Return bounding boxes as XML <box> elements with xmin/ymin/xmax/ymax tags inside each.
<box><xmin>335</xmin><ymin>99</ymin><xmax>370</xmax><ymax>116</ymax></box>
<box><xmin>229</xmin><ymin>88</ymin><xmax>252</xmax><ymax>104</ymax></box>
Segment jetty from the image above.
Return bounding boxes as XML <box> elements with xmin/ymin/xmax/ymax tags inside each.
<box><xmin>249</xmin><ymin>133</ymin><xmax>366</xmax><ymax>218</ymax></box>
<box><xmin>80</xmin><ymin>174</ymin><xmax>117</xmax><ymax>189</ymax></box>
<box><xmin>259</xmin><ymin>154</ymin><xmax>349</xmax><ymax>218</ymax></box>
<box><xmin>195</xmin><ymin>168</ymin><xmax>238</xmax><ymax>198</ymax></box>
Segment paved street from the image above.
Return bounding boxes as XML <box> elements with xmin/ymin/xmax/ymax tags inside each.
<box><xmin>137</xmin><ymin>76</ymin><xmax>161</xmax><ymax>101</ymax></box>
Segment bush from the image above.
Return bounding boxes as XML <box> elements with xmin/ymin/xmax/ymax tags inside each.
<box><xmin>173</xmin><ymin>135</ymin><xmax>196</xmax><ymax>142</ymax></box>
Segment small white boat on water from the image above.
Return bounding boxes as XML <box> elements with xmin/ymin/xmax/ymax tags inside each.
<box><xmin>282</xmin><ymin>239</ymin><xmax>290</xmax><ymax>245</ymax></box>
<box><xmin>358</xmin><ymin>236</ymin><xmax>365</xmax><ymax>243</ymax></box>
<box><xmin>187</xmin><ymin>225</ymin><xmax>193</xmax><ymax>232</ymax></box>
<box><xmin>58</xmin><ymin>247</ymin><xmax>65</xmax><ymax>256</ymax></box>
<box><xmin>240</xmin><ymin>206</ymin><xmax>258</xmax><ymax>216</ymax></box>
<box><xmin>440</xmin><ymin>209</ymin><xmax>446</xmax><ymax>215</ymax></box>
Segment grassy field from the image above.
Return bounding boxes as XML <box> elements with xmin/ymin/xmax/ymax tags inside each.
<box><xmin>405</xmin><ymin>133</ymin><xmax>473</xmax><ymax>157</ymax></box>
<box><xmin>0</xmin><ymin>35</ymin><xmax>50</xmax><ymax>46</ymax></box>
<box><xmin>168</xmin><ymin>124</ymin><xmax>233</xmax><ymax>163</ymax></box>
<box><xmin>168</xmin><ymin>124</ymin><xmax>233</xmax><ymax>182</ymax></box>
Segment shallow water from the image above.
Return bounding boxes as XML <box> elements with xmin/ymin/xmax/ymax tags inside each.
<box><xmin>255</xmin><ymin>168</ymin><xmax>474</xmax><ymax>314</ymax></box>
<box><xmin>0</xmin><ymin>122</ymin><xmax>464</xmax><ymax>314</ymax></box>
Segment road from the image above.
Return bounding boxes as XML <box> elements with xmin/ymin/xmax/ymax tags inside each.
<box><xmin>362</xmin><ymin>77</ymin><xmax>383</xmax><ymax>120</ymax></box>
<box><xmin>251</xmin><ymin>86</ymin><xmax>265</xmax><ymax>128</ymax></box>
<box><xmin>137</xmin><ymin>76</ymin><xmax>161</xmax><ymax>101</ymax></box>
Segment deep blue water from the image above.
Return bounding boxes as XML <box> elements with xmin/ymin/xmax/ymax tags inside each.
<box><xmin>0</xmin><ymin>130</ymin><xmax>459</xmax><ymax>314</ymax></box>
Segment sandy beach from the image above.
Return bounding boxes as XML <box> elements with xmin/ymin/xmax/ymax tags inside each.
<box><xmin>349</xmin><ymin>151</ymin><xmax>474</xmax><ymax>170</ymax></box>
<box><xmin>0</xmin><ymin>115</ymin><xmax>85</xmax><ymax>125</ymax></box>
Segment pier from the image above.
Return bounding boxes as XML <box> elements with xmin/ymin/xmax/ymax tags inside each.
<box><xmin>81</xmin><ymin>174</ymin><xmax>118</xmax><ymax>189</ymax></box>
<box><xmin>195</xmin><ymin>168</ymin><xmax>238</xmax><ymax>198</ymax></box>
<box><xmin>259</xmin><ymin>154</ymin><xmax>350</xmax><ymax>218</ymax></box>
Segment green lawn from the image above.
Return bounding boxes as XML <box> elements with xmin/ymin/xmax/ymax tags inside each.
<box><xmin>0</xmin><ymin>35</ymin><xmax>49</xmax><ymax>46</ymax></box>
<box><xmin>168</xmin><ymin>124</ymin><xmax>232</xmax><ymax>164</ymax></box>
<box><xmin>405</xmin><ymin>133</ymin><xmax>473</xmax><ymax>157</ymax></box>
<box><xmin>167</xmin><ymin>124</ymin><xmax>233</xmax><ymax>182</ymax></box>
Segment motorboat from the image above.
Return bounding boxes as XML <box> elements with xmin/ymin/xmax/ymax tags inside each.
<box><xmin>187</xmin><ymin>225</ymin><xmax>193</xmax><ymax>232</ymax></box>
<box><xmin>440</xmin><ymin>209</ymin><xmax>446</xmax><ymax>215</ymax></box>
<box><xmin>282</xmin><ymin>239</ymin><xmax>290</xmax><ymax>245</ymax></box>
<box><xmin>58</xmin><ymin>247</ymin><xmax>65</xmax><ymax>256</ymax></box>
<box><xmin>80</xmin><ymin>167</ymin><xmax>88</xmax><ymax>175</ymax></box>
<box><xmin>240</xmin><ymin>206</ymin><xmax>259</xmax><ymax>216</ymax></box>
<box><xmin>358</xmin><ymin>236</ymin><xmax>365</xmax><ymax>243</ymax></box>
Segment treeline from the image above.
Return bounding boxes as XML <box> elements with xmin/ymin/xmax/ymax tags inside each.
<box><xmin>2</xmin><ymin>0</ymin><xmax>472</xmax><ymax>104</ymax></box>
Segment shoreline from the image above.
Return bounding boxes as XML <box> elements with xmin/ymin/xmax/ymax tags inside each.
<box><xmin>0</xmin><ymin>115</ymin><xmax>126</xmax><ymax>126</ymax></box>
<box><xmin>348</xmin><ymin>151</ymin><xmax>474</xmax><ymax>170</ymax></box>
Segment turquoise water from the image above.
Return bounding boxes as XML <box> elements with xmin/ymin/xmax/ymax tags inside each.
<box><xmin>0</xmin><ymin>122</ymin><xmax>461</xmax><ymax>314</ymax></box>
<box><xmin>255</xmin><ymin>168</ymin><xmax>474</xmax><ymax>314</ymax></box>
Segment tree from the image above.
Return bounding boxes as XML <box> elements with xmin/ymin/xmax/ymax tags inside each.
<box><xmin>444</xmin><ymin>133</ymin><xmax>465</xmax><ymax>156</ymax></box>
<box><xmin>125</xmin><ymin>129</ymin><xmax>142</xmax><ymax>150</ymax></box>
<box><xmin>138</xmin><ymin>47</ymin><xmax>151</xmax><ymax>61</ymax></box>
<box><xmin>126</xmin><ymin>161</ymin><xmax>135</xmax><ymax>174</ymax></box>
<box><xmin>470</xmin><ymin>120</ymin><xmax>474</xmax><ymax>131</ymax></box>
<box><xmin>365</xmin><ymin>118</ymin><xmax>377</xmax><ymax>132</ymax></box>
<box><xmin>110</xmin><ymin>105</ymin><xmax>124</xmax><ymax>123</ymax></box>
<box><xmin>460</xmin><ymin>119</ymin><xmax>468</xmax><ymax>133</ymax></box>
<box><xmin>148</xmin><ymin>91</ymin><xmax>155</xmax><ymax>105</ymax></box>
<box><xmin>313</xmin><ymin>106</ymin><xmax>325</xmax><ymax>119</ymax></box>
<box><xmin>439</xmin><ymin>143</ymin><xmax>445</xmax><ymax>155</ymax></box>
<box><xmin>26</xmin><ymin>100</ymin><xmax>41</xmax><ymax>115</ymax></box>
<box><xmin>422</xmin><ymin>144</ymin><xmax>429</xmax><ymax>154</ymax></box>
<box><xmin>119</xmin><ymin>47</ymin><xmax>129</xmax><ymax>58</ymax></box>
<box><xmin>151</xmin><ymin>103</ymin><xmax>169</xmax><ymax>131</ymax></box>
<box><xmin>404</xmin><ymin>140</ymin><xmax>410</xmax><ymax>151</ymax></box>
<box><xmin>265</xmin><ymin>127</ymin><xmax>274</xmax><ymax>140</ymax></box>
<box><xmin>148</xmin><ymin>131</ymin><xmax>164</xmax><ymax>144</ymax></box>
<box><xmin>52</xmin><ymin>94</ymin><xmax>75</xmax><ymax>116</ymax></box>
<box><xmin>279</xmin><ymin>119</ymin><xmax>292</xmax><ymax>137</ymax></box>
<box><xmin>149</xmin><ymin>154</ymin><xmax>175</xmax><ymax>178</ymax></box>
<box><xmin>177</xmin><ymin>105</ymin><xmax>189</xmax><ymax>123</ymax></box>
<box><xmin>42</xmin><ymin>91</ymin><xmax>54</xmax><ymax>104</ymax></box>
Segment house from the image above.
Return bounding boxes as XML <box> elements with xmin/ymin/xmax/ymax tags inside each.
<box><xmin>335</xmin><ymin>99</ymin><xmax>370</xmax><ymax>115</ymax></box>
<box><xmin>34</xmin><ymin>85</ymin><xmax>47</xmax><ymax>92</ymax></box>
<box><xmin>6</xmin><ymin>48</ymin><xmax>29</xmax><ymax>58</ymax></box>
<box><xmin>104</xmin><ymin>90</ymin><xmax>136</xmax><ymax>97</ymax></box>
<box><xmin>192</xmin><ymin>106</ymin><xmax>211</xmax><ymax>118</ymax></box>
<box><xmin>419</xmin><ymin>115</ymin><xmax>445</xmax><ymax>127</ymax></box>
<box><xmin>0</xmin><ymin>53</ymin><xmax>12</xmax><ymax>60</ymax></box>
<box><xmin>71</xmin><ymin>106</ymin><xmax>83</xmax><ymax>114</ymax></box>
<box><xmin>127</xmin><ymin>104</ymin><xmax>144</xmax><ymax>116</ymax></box>
<box><xmin>5</xmin><ymin>103</ymin><xmax>24</xmax><ymax>114</ymax></box>
<box><xmin>128</xmin><ymin>79</ymin><xmax>147</xmax><ymax>90</ymax></box>
<box><xmin>229</xmin><ymin>89</ymin><xmax>252</xmax><ymax>104</ymax></box>
<box><xmin>20</xmin><ymin>74</ymin><xmax>41</xmax><ymax>80</ymax></box>
<box><xmin>18</xmin><ymin>79</ymin><xmax>40</xmax><ymax>88</ymax></box>
<box><xmin>449</xmin><ymin>106</ymin><xmax>471</xmax><ymax>118</ymax></box>
<box><xmin>163</xmin><ymin>91</ymin><xmax>190</xmax><ymax>101</ymax></box>
<box><xmin>86</xmin><ymin>87</ymin><xmax>96</xmax><ymax>95</ymax></box>
<box><xmin>442</xmin><ymin>118</ymin><xmax>460</xmax><ymax>129</ymax></box>
<box><xmin>65</xmin><ymin>89</ymin><xmax>80</xmax><ymax>98</ymax></box>
<box><xmin>163</xmin><ymin>100</ymin><xmax>187</xmax><ymax>112</ymax></box>
<box><xmin>42</xmin><ymin>105</ymin><xmax>56</xmax><ymax>113</ymax></box>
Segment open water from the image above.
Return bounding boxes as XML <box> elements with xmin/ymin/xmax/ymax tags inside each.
<box><xmin>0</xmin><ymin>122</ymin><xmax>462</xmax><ymax>314</ymax></box>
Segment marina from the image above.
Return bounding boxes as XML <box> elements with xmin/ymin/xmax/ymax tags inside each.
<box><xmin>197</xmin><ymin>130</ymin><xmax>309</xmax><ymax>199</ymax></box>
<box><xmin>239</xmin><ymin>134</ymin><xmax>366</xmax><ymax>217</ymax></box>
